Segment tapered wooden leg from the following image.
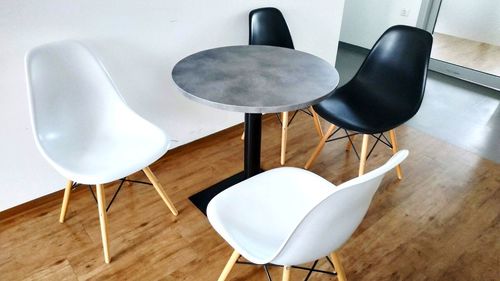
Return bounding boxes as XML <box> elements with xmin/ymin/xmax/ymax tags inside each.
<box><xmin>345</xmin><ymin>134</ymin><xmax>357</xmax><ymax>152</ymax></box>
<box><xmin>59</xmin><ymin>180</ymin><xmax>73</xmax><ymax>223</ymax></box>
<box><xmin>358</xmin><ymin>134</ymin><xmax>369</xmax><ymax>176</ymax></box>
<box><xmin>310</xmin><ymin>106</ymin><xmax>324</xmax><ymax>137</ymax></box>
<box><xmin>96</xmin><ymin>184</ymin><xmax>110</xmax><ymax>264</ymax></box>
<box><xmin>304</xmin><ymin>124</ymin><xmax>336</xmax><ymax>169</ymax></box>
<box><xmin>143</xmin><ymin>167</ymin><xmax>178</xmax><ymax>216</ymax></box>
<box><xmin>280</xmin><ymin>111</ymin><xmax>289</xmax><ymax>165</ymax></box>
<box><xmin>217</xmin><ymin>250</ymin><xmax>240</xmax><ymax>281</ymax></box>
<box><xmin>241</xmin><ymin>131</ymin><xmax>245</xmax><ymax>140</ymax></box>
<box><xmin>389</xmin><ymin>129</ymin><xmax>403</xmax><ymax>180</ymax></box>
<box><xmin>282</xmin><ymin>266</ymin><xmax>291</xmax><ymax>281</ymax></box>
<box><xmin>330</xmin><ymin>252</ymin><xmax>347</xmax><ymax>281</ymax></box>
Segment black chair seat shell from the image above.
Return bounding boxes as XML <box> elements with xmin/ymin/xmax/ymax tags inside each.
<box><xmin>314</xmin><ymin>25</ymin><xmax>433</xmax><ymax>134</ymax></box>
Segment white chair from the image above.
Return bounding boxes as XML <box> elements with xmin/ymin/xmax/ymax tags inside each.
<box><xmin>208</xmin><ymin>150</ymin><xmax>409</xmax><ymax>281</ymax></box>
<box><xmin>25</xmin><ymin>40</ymin><xmax>178</xmax><ymax>264</ymax></box>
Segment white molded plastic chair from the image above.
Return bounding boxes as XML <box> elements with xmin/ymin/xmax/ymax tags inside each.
<box><xmin>208</xmin><ymin>150</ymin><xmax>408</xmax><ymax>281</ymax></box>
<box><xmin>25</xmin><ymin>40</ymin><xmax>178</xmax><ymax>263</ymax></box>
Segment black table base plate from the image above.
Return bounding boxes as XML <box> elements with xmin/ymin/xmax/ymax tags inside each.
<box><xmin>189</xmin><ymin>171</ymin><xmax>246</xmax><ymax>216</ymax></box>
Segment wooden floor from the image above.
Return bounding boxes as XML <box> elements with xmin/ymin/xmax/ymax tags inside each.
<box><xmin>1</xmin><ymin>114</ymin><xmax>499</xmax><ymax>281</ymax></box>
<box><xmin>432</xmin><ymin>33</ymin><xmax>500</xmax><ymax>77</ymax></box>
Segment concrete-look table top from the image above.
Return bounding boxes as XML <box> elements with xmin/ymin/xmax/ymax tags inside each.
<box><xmin>172</xmin><ymin>45</ymin><xmax>339</xmax><ymax>114</ymax></box>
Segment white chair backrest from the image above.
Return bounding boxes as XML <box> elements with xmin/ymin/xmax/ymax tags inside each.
<box><xmin>26</xmin><ymin>40</ymin><xmax>131</xmax><ymax>145</ymax></box>
<box><xmin>272</xmin><ymin>150</ymin><xmax>409</xmax><ymax>265</ymax></box>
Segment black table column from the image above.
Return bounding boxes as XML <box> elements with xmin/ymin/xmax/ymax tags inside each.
<box><xmin>244</xmin><ymin>113</ymin><xmax>262</xmax><ymax>178</ymax></box>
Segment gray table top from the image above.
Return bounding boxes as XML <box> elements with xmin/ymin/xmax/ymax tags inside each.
<box><xmin>171</xmin><ymin>45</ymin><xmax>339</xmax><ymax>113</ymax></box>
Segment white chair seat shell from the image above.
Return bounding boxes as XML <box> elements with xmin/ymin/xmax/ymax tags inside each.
<box><xmin>208</xmin><ymin>150</ymin><xmax>409</xmax><ymax>266</ymax></box>
<box><xmin>208</xmin><ymin>167</ymin><xmax>336</xmax><ymax>264</ymax></box>
<box><xmin>26</xmin><ymin>40</ymin><xmax>172</xmax><ymax>184</ymax></box>
<box><xmin>37</xmin><ymin>118</ymin><xmax>170</xmax><ymax>184</ymax></box>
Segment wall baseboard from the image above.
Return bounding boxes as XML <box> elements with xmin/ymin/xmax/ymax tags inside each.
<box><xmin>338</xmin><ymin>41</ymin><xmax>370</xmax><ymax>52</ymax></box>
<box><xmin>0</xmin><ymin>189</ymin><xmax>65</xmax><ymax>221</ymax></box>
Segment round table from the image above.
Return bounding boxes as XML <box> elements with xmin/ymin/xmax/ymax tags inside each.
<box><xmin>172</xmin><ymin>45</ymin><xmax>339</xmax><ymax>210</ymax></box>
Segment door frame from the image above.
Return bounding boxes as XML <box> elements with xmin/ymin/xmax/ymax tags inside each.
<box><xmin>417</xmin><ymin>0</ymin><xmax>500</xmax><ymax>90</ymax></box>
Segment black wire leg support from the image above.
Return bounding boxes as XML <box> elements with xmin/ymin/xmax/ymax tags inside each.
<box><xmin>236</xmin><ymin>256</ymin><xmax>337</xmax><ymax>281</ymax></box>
<box><xmin>74</xmin><ymin>177</ymin><xmax>154</xmax><ymax>213</ymax></box>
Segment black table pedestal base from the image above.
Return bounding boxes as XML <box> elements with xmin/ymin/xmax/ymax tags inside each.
<box><xmin>244</xmin><ymin>113</ymin><xmax>262</xmax><ymax>178</ymax></box>
<box><xmin>189</xmin><ymin>113</ymin><xmax>263</xmax><ymax>215</ymax></box>
<box><xmin>188</xmin><ymin>171</ymin><xmax>245</xmax><ymax>216</ymax></box>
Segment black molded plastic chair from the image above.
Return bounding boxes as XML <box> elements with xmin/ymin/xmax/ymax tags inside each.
<box><xmin>249</xmin><ymin>7</ymin><xmax>294</xmax><ymax>49</ymax></box>
<box><xmin>243</xmin><ymin>7</ymin><xmax>324</xmax><ymax>165</ymax></box>
<box><xmin>305</xmin><ymin>25</ymin><xmax>433</xmax><ymax>178</ymax></box>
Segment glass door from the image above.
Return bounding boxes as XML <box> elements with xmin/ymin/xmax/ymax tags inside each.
<box><xmin>419</xmin><ymin>0</ymin><xmax>500</xmax><ymax>90</ymax></box>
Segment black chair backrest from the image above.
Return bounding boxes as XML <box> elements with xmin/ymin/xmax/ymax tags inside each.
<box><xmin>249</xmin><ymin>7</ymin><xmax>294</xmax><ymax>49</ymax></box>
<box><xmin>353</xmin><ymin>25</ymin><xmax>433</xmax><ymax>116</ymax></box>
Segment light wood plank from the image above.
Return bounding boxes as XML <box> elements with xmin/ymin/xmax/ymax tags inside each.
<box><xmin>280</xmin><ymin>111</ymin><xmax>289</xmax><ymax>165</ymax></box>
<box><xmin>389</xmin><ymin>129</ymin><xmax>403</xmax><ymax>179</ymax></box>
<box><xmin>331</xmin><ymin>252</ymin><xmax>347</xmax><ymax>281</ymax></box>
<box><xmin>217</xmin><ymin>250</ymin><xmax>240</xmax><ymax>281</ymax></box>
<box><xmin>358</xmin><ymin>134</ymin><xmax>369</xmax><ymax>176</ymax></box>
<box><xmin>304</xmin><ymin>124</ymin><xmax>336</xmax><ymax>169</ymax></box>
<box><xmin>96</xmin><ymin>184</ymin><xmax>110</xmax><ymax>264</ymax></box>
<box><xmin>0</xmin><ymin>113</ymin><xmax>498</xmax><ymax>280</ymax></box>
<box><xmin>143</xmin><ymin>166</ymin><xmax>178</xmax><ymax>216</ymax></box>
<box><xmin>310</xmin><ymin>106</ymin><xmax>324</xmax><ymax>137</ymax></box>
<box><xmin>282</xmin><ymin>266</ymin><xmax>291</xmax><ymax>281</ymax></box>
<box><xmin>59</xmin><ymin>180</ymin><xmax>73</xmax><ymax>223</ymax></box>
<box><xmin>432</xmin><ymin>33</ymin><xmax>500</xmax><ymax>77</ymax></box>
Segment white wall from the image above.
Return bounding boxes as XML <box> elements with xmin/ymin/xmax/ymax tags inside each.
<box><xmin>340</xmin><ymin>0</ymin><xmax>422</xmax><ymax>49</ymax></box>
<box><xmin>434</xmin><ymin>0</ymin><xmax>500</xmax><ymax>46</ymax></box>
<box><xmin>0</xmin><ymin>0</ymin><xmax>345</xmax><ymax>211</ymax></box>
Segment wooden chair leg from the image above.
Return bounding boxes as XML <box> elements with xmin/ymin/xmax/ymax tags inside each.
<box><xmin>96</xmin><ymin>184</ymin><xmax>111</xmax><ymax>264</ymax></box>
<box><xmin>330</xmin><ymin>252</ymin><xmax>347</xmax><ymax>281</ymax></box>
<box><xmin>280</xmin><ymin>111</ymin><xmax>289</xmax><ymax>165</ymax></box>
<box><xmin>389</xmin><ymin>129</ymin><xmax>403</xmax><ymax>180</ymax></box>
<box><xmin>358</xmin><ymin>134</ymin><xmax>369</xmax><ymax>176</ymax></box>
<box><xmin>217</xmin><ymin>250</ymin><xmax>240</xmax><ymax>281</ymax></box>
<box><xmin>345</xmin><ymin>134</ymin><xmax>357</xmax><ymax>152</ymax></box>
<box><xmin>143</xmin><ymin>167</ymin><xmax>178</xmax><ymax>216</ymax></box>
<box><xmin>282</xmin><ymin>266</ymin><xmax>291</xmax><ymax>281</ymax></box>
<box><xmin>59</xmin><ymin>180</ymin><xmax>73</xmax><ymax>223</ymax></box>
<box><xmin>310</xmin><ymin>106</ymin><xmax>324</xmax><ymax>137</ymax></box>
<box><xmin>304</xmin><ymin>124</ymin><xmax>336</xmax><ymax>169</ymax></box>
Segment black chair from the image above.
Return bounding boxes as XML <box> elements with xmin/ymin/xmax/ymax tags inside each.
<box><xmin>305</xmin><ymin>25</ymin><xmax>433</xmax><ymax>178</ymax></box>
<box><xmin>249</xmin><ymin>7</ymin><xmax>294</xmax><ymax>49</ymax></box>
<box><xmin>243</xmin><ymin>7</ymin><xmax>324</xmax><ymax>165</ymax></box>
